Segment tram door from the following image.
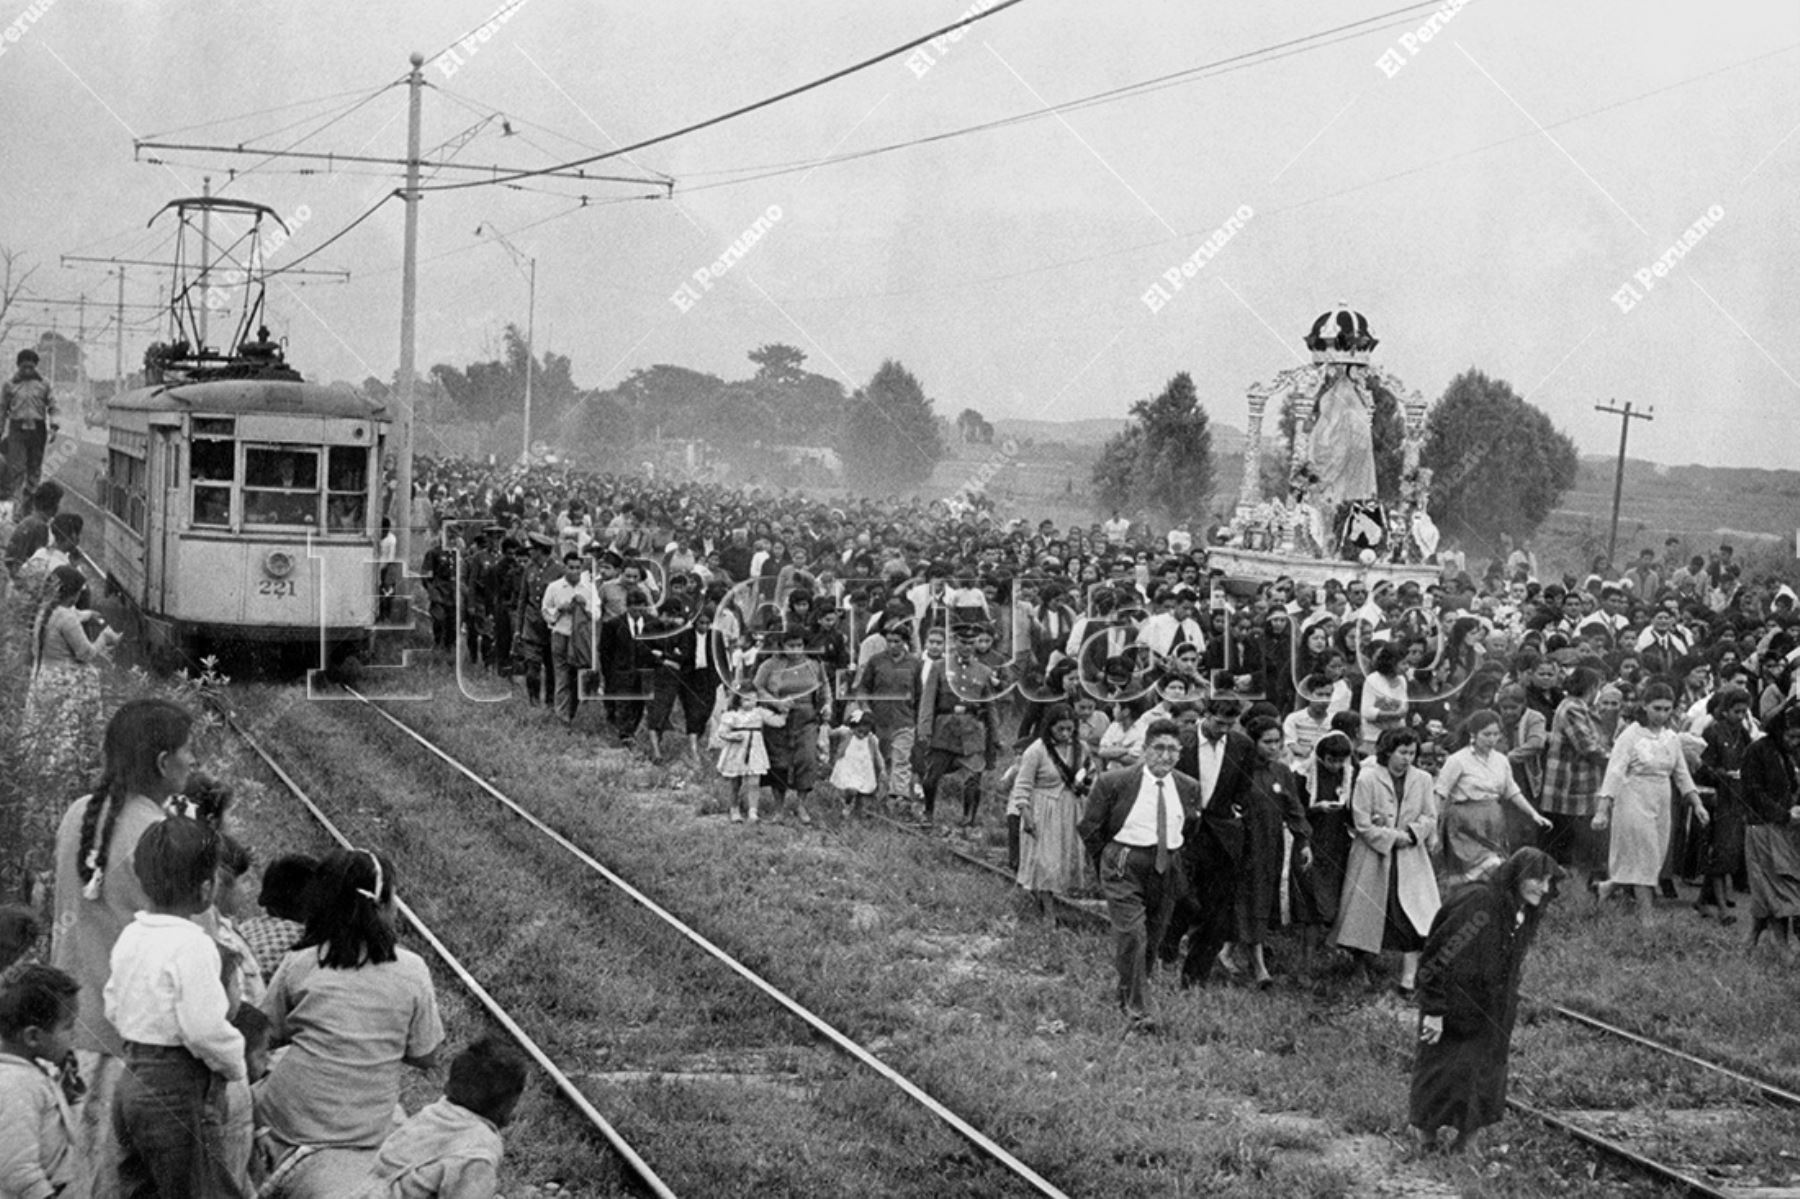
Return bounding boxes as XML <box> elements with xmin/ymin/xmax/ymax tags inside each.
<box><xmin>150</xmin><ymin>427</ymin><xmax>180</xmax><ymax>612</ymax></box>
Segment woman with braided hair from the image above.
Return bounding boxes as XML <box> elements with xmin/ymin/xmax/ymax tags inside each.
<box><xmin>16</xmin><ymin>565</ymin><xmax>120</xmax><ymax>888</ymax></box>
<box><xmin>256</xmin><ymin>849</ymin><xmax>444</xmax><ymax>1198</ymax></box>
<box><xmin>50</xmin><ymin>697</ymin><xmax>197</xmax><ymax>1197</ymax></box>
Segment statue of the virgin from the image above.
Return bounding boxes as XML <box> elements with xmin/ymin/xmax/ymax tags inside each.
<box><xmin>1309</xmin><ymin>365</ymin><xmax>1378</xmax><ymax>508</ymax></box>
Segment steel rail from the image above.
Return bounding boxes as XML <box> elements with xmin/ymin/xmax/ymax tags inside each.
<box><xmin>866</xmin><ymin>813</ymin><xmax>1107</xmax><ymax>930</ymax></box>
<box><xmin>1527</xmin><ymin>996</ymin><xmax>1800</xmax><ymax>1109</ymax></box>
<box><xmin>220</xmin><ymin>704</ymin><xmax>680</xmax><ymax>1199</ymax></box>
<box><xmin>1504</xmin><ymin>1099</ymin><xmax>1733</xmax><ymax>1199</ymax></box>
<box><xmin>872</xmin><ymin>804</ymin><xmax>1759</xmax><ymax>1196</ymax></box>
<box><xmin>344</xmin><ymin>687</ymin><xmax>1073</xmax><ymax>1199</ymax></box>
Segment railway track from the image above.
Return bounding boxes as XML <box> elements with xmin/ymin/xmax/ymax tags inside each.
<box><xmin>244</xmin><ymin>684</ymin><xmax>1073</xmax><ymax>1199</ymax></box>
<box><xmin>221</xmin><ymin>704</ymin><xmax>679</xmax><ymax>1199</ymax></box>
<box><xmin>876</xmin><ymin>804</ymin><xmax>1800</xmax><ymax>1198</ymax></box>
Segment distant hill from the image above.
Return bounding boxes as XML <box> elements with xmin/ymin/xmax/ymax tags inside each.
<box><xmin>992</xmin><ymin>416</ymin><xmax>1246</xmax><ymax>456</ymax></box>
<box><xmin>1555</xmin><ymin>455</ymin><xmax>1800</xmax><ymax>541</ymax></box>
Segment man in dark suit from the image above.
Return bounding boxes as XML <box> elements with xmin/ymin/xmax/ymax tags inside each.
<box><xmin>600</xmin><ymin>588</ymin><xmax>661</xmax><ymax>743</ymax></box>
<box><xmin>1162</xmin><ymin>694</ymin><xmax>1257</xmax><ymax>986</ymax></box>
<box><xmin>644</xmin><ymin>603</ymin><xmax>728</xmax><ymax>762</ymax></box>
<box><xmin>1078</xmin><ymin>719</ymin><xmax>1202</xmax><ymax>1029</ymax></box>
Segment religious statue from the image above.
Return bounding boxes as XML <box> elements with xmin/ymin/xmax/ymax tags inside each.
<box><xmin>1309</xmin><ymin>364</ymin><xmax>1379</xmax><ymax>509</ymax></box>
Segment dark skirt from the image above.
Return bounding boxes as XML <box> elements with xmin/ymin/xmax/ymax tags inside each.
<box><xmin>1700</xmin><ymin>783</ymin><xmax>1747</xmax><ymax>879</ymax></box>
<box><xmin>1383</xmin><ymin>864</ymin><xmax>1425</xmax><ymax>953</ymax></box>
<box><xmin>763</xmin><ymin>718</ymin><xmax>819</xmax><ymax>794</ymax></box>
<box><xmin>1234</xmin><ymin>783</ymin><xmax>1286</xmax><ymax>945</ymax></box>
<box><xmin>1410</xmin><ymin>1013</ymin><xmax>1511</xmax><ymax>1135</ymax></box>
<box><xmin>1289</xmin><ymin>806</ymin><xmax>1350</xmax><ymax>927</ymax></box>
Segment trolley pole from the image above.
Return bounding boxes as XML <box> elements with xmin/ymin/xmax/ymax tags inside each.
<box><xmin>523</xmin><ymin>254</ymin><xmax>535</xmax><ymax>464</ymax></box>
<box><xmin>394</xmin><ymin>51</ymin><xmax>424</xmax><ymax>569</ymax></box>
<box><xmin>1595</xmin><ymin>399</ymin><xmax>1654</xmax><ymax>572</ymax></box>
<box><xmin>114</xmin><ymin>268</ymin><xmax>125</xmax><ymax>397</ymax></box>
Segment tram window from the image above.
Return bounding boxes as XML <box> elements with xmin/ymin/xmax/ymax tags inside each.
<box><xmin>243</xmin><ymin>447</ymin><xmax>319</xmax><ymax>526</ymax></box>
<box><xmin>191</xmin><ymin>437</ymin><xmax>234</xmax><ymax>527</ymax></box>
<box><xmin>192</xmin><ymin>438</ymin><xmax>234</xmax><ymax>481</ymax></box>
<box><xmin>108</xmin><ymin>449</ymin><xmax>147</xmax><ymax>535</ymax></box>
<box><xmin>325</xmin><ymin>446</ymin><xmax>368</xmax><ymax>533</ymax></box>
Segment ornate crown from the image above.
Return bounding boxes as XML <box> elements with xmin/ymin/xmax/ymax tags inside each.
<box><xmin>1304</xmin><ymin>305</ymin><xmax>1378</xmax><ymax>365</ymax></box>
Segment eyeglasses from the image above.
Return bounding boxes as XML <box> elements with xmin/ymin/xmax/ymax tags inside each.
<box><xmin>1145</xmin><ymin>743</ymin><xmax>1182</xmax><ymax>757</ymax></box>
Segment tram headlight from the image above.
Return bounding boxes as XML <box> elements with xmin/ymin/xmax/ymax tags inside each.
<box><xmin>264</xmin><ymin>549</ymin><xmax>297</xmax><ymax>579</ymax></box>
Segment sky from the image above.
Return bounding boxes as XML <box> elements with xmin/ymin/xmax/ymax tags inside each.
<box><xmin>4</xmin><ymin>0</ymin><xmax>1799</xmax><ymax>468</ymax></box>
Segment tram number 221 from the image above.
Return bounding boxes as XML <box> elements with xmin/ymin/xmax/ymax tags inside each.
<box><xmin>257</xmin><ymin>579</ymin><xmax>297</xmax><ymax>598</ymax></box>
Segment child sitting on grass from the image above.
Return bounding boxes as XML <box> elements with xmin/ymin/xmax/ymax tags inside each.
<box><xmin>828</xmin><ymin>709</ymin><xmax>887</xmax><ymax>819</ymax></box>
<box><xmin>103</xmin><ymin>815</ymin><xmax>248</xmax><ymax>1197</ymax></box>
<box><xmin>352</xmin><ymin>1034</ymin><xmax>528</xmax><ymax>1199</ymax></box>
<box><xmin>713</xmin><ymin>691</ymin><xmax>784</xmax><ymax>824</ymax></box>
<box><xmin>0</xmin><ymin>964</ymin><xmax>80</xmax><ymax>1199</ymax></box>
<box><xmin>239</xmin><ymin>854</ymin><xmax>317</xmax><ymax>984</ymax></box>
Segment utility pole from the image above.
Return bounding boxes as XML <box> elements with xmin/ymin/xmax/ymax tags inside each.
<box><xmin>1595</xmin><ymin>399</ymin><xmax>1654</xmax><ymax>571</ymax></box>
<box><xmin>198</xmin><ymin>177</ymin><xmax>212</xmax><ymax>351</ymax></box>
<box><xmin>394</xmin><ymin>51</ymin><xmax>423</xmax><ymax>569</ymax></box>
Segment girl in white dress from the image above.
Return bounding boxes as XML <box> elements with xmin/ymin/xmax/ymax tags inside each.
<box><xmin>713</xmin><ymin>691</ymin><xmax>783</xmax><ymax>823</ymax></box>
<box><xmin>828</xmin><ymin>710</ymin><xmax>887</xmax><ymax>819</ymax></box>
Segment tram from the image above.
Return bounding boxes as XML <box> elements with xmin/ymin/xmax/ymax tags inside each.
<box><xmin>92</xmin><ymin>196</ymin><xmax>390</xmax><ymax>667</ymax></box>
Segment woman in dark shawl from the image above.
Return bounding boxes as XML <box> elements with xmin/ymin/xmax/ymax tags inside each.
<box><xmin>1410</xmin><ymin>846</ymin><xmax>1564</xmax><ymax>1153</ymax></box>
<box><xmin>1238</xmin><ymin>715</ymin><xmax>1312</xmax><ymax>987</ymax></box>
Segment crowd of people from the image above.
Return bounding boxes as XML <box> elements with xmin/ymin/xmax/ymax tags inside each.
<box><xmin>4</xmin><ymin>446</ymin><xmax>1800</xmax><ymax>1189</ymax></box>
<box><xmin>405</xmin><ymin>453</ymin><xmax>1800</xmax><ymax>1150</ymax></box>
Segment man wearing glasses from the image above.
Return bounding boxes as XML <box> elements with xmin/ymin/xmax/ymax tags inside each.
<box><xmin>1078</xmin><ymin>719</ymin><xmax>1201</xmax><ymax>1031</ymax></box>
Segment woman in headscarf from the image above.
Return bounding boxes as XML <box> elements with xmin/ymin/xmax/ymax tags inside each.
<box><xmin>1739</xmin><ymin>702</ymin><xmax>1800</xmax><ymax>957</ymax></box>
<box><xmin>1410</xmin><ymin>847</ymin><xmax>1564</xmax><ymax>1154</ymax></box>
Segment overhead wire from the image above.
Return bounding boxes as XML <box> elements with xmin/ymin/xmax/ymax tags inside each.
<box><xmin>412</xmin><ymin>0</ymin><xmax>1033</xmax><ymax>194</ymax></box>
<box><xmin>137</xmin><ymin>85</ymin><xmax>396</xmax><ymax>142</ymax></box>
<box><xmin>674</xmin><ymin>1</ymin><xmax>1451</xmax><ymax>191</ymax></box>
<box><xmin>668</xmin><ymin>30</ymin><xmax>1800</xmax><ymax>305</ymax></box>
<box><xmin>260</xmin><ymin>192</ymin><xmax>401</xmax><ymax>279</ymax></box>
<box><xmin>429</xmin><ymin>83</ymin><xmax>676</xmax><ymax>182</ymax></box>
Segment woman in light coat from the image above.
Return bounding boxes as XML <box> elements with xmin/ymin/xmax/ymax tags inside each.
<box><xmin>1332</xmin><ymin>727</ymin><xmax>1441</xmax><ymax>995</ymax></box>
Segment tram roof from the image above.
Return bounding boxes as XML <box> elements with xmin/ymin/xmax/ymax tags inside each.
<box><xmin>110</xmin><ymin>379</ymin><xmax>387</xmax><ymax>421</ymax></box>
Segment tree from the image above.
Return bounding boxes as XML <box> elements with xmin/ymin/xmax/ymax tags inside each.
<box><xmin>1421</xmin><ymin>368</ymin><xmax>1579</xmax><ymax>548</ymax></box>
<box><xmin>842</xmin><ymin>359</ymin><xmax>946</xmax><ymax>491</ymax></box>
<box><xmin>0</xmin><ymin>247</ymin><xmax>35</xmax><ymax>349</ymax></box>
<box><xmin>956</xmin><ymin>407</ymin><xmax>994</xmax><ymax>444</ymax></box>
<box><xmin>1091</xmin><ymin>423</ymin><xmax>1145</xmax><ymax>513</ymax></box>
<box><xmin>1090</xmin><ymin>372</ymin><xmax>1215</xmax><ymax>524</ymax></box>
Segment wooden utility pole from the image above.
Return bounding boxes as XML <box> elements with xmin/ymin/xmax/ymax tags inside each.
<box><xmin>1595</xmin><ymin>399</ymin><xmax>1654</xmax><ymax>571</ymax></box>
<box><xmin>395</xmin><ymin>50</ymin><xmax>424</xmax><ymax>568</ymax></box>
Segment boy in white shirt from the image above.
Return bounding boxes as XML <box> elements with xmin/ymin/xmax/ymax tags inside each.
<box><xmin>103</xmin><ymin>816</ymin><xmax>247</xmax><ymax>1198</ymax></box>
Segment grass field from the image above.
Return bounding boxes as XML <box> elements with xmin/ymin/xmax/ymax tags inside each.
<box><xmin>212</xmin><ymin>657</ymin><xmax>1800</xmax><ymax>1195</ymax></box>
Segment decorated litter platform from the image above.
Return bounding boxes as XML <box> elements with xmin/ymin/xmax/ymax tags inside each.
<box><xmin>1210</xmin><ymin>304</ymin><xmax>1441</xmax><ymax>588</ymax></box>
